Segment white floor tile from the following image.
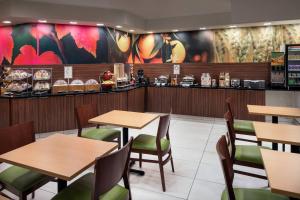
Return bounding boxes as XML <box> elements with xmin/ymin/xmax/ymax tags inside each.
<box><xmin>130</xmin><ymin>171</ymin><xmax>194</xmax><ymax>199</ymax></box>
<box><xmin>188</xmin><ymin>180</ymin><xmax>225</xmax><ymax>200</ymax></box>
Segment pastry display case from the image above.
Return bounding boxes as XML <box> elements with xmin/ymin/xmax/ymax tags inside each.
<box><xmin>3</xmin><ymin>68</ymin><xmax>32</xmax><ymax>95</ymax></box>
<box><xmin>52</xmin><ymin>80</ymin><xmax>68</xmax><ymax>94</ymax></box>
<box><xmin>85</xmin><ymin>79</ymin><xmax>100</xmax><ymax>92</ymax></box>
<box><xmin>32</xmin><ymin>68</ymin><xmax>52</xmax><ymax>94</ymax></box>
<box><xmin>69</xmin><ymin>79</ymin><xmax>85</xmax><ymax>92</ymax></box>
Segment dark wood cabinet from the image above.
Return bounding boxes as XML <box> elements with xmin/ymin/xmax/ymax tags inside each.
<box><xmin>146</xmin><ymin>87</ymin><xmax>265</xmax><ymax>121</ymax></box>
<box><xmin>0</xmin><ymin>87</ymin><xmax>265</xmax><ymax>133</ymax></box>
<box><xmin>0</xmin><ymin>99</ymin><xmax>10</xmax><ymax>128</ymax></box>
<box><xmin>127</xmin><ymin>87</ymin><xmax>145</xmax><ymax>112</ymax></box>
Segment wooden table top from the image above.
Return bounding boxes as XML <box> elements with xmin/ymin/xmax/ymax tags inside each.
<box><xmin>88</xmin><ymin>110</ymin><xmax>160</xmax><ymax>129</ymax></box>
<box><xmin>261</xmin><ymin>149</ymin><xmax>300</xmax><ymax>199</ymax></box>
<box><xmin>0</xmin><ymin>195</ymin><xmax>9</xmax><ymax>200</ymax></box>
<box><xmin>248</xmin><ymin>105</ymin><xmax>300</xmax><ymax>118</ymax></box>
<box><xmin>0</xmin><ymin>134</ymin><xmax>117</xmax><ymax>181</ymax></box>
<box><xmin>253</xmin><ymin>122</ymin><xmax>300</xmax><ymax>146</ymax></box>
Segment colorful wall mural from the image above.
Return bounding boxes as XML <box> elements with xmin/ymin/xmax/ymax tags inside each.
<box><xmin>1</xmin><ymin>23</ymin><xmax>300</xmax><ymax>65</ymax></box>
<box><xmin>132</xmin><ymin>24</ymin><xmax>300</xmax><ymax>64</ymax></box>
<box><xmin>0</xmin><ymin>23</ymin><xmax>132</xmax><ymax>65</ymax></box>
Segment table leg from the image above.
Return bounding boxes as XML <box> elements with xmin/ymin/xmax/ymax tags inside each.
<box><xmin>123</xmin><ymin>127</ymin><xmax>145</xmax><ymax>176</ymax></box>
<box><xmin>57</xmin><ymin>179</ymin><xmax>67</xmax><ymax>192</ymax></box>
<box><xmin>271</xmin><ymin>116</ymin><xmax>279</xmax><ymax>150</ymax></box>
<box><xmin>291</xmin><ymin>145</ymin><xmax>300</xmax><ymax>153</ymax></box>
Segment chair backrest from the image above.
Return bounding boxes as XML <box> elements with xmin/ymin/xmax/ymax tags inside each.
<box><xmin>92</xmin><ymin>138</ymin><xmax>133</xmax><ymax>200</ymax></box>
<box><xmin>225</xmin><ymin>97</ymin><xmax>235</xmax><ymax>121</ymax></box>
<box><xmin>75</xmin><ymin>104</ymin><xmax>98</xmax><ymax>135</ymax></box>
<box><xmin>156</xmin><ymin>114</ymin><xmax>171</xmax><ymax>142</ymax></box>
<box><xmin>0</xmin><ymin>121</ymin><xmax>35</xmax><ymax>155</ymax></box>
<box><xmin>224</xmin><ymin>111</ymin><xmax>236</xmax><ymax>159</ymax></box>
<box><xmin>216</xmin><ymin>135</ymin><xmax>235</xmax><ymax>200</ymax></box>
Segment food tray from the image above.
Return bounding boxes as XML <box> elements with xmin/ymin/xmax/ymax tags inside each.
<box><xmin>52</xmin><ymin>85</ymin><xmax>69</xmax><ymax>94</ymax></box>
<box><xmin>85</xmin><ymin>84</ymin><xmax>100</xmax><ymax>92</ymax></box>
<box><xmin>69</xmin><ymin>85</ymin><xmax>85</xmax><ymax>92</ymax></box>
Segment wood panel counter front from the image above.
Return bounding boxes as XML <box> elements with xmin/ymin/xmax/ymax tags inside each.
<box><xmin>0</xmin><ymin>86</ymin><xmax>265</xmax><ymax>133</ymax></box>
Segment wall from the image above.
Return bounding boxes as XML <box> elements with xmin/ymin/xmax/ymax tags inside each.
<box><xmin>1</xmin><ymin>23</ymin><xmax>300</xmax><ymax>66</ymax></box>
<box><xmin>0</xmin><ymin>23</ymin><xmax>132</xmax><ymax>65</ymax></box>
<box><xmin>132</xmin><ymin>24</ymin><xmax>300</xmax><ymax>64</ymax></box>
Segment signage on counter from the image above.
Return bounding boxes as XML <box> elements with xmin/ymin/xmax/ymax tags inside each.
<box><xmin>173</xmin><ymin>64</ymin><xmax>180</xmax><ymax>75</ymax></box>
<box><xmin>64</xmin><ymin>66</ymin><xmax>73</xmax><ymax>79</ymax></box>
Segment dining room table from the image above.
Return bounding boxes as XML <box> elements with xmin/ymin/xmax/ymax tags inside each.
<box><xmin>248</xmin><ymin>105</ymin><xmax>300</xmax><ymax>150</ymax></box>
<box><xmin>261</xmin><ymin>148</ymin><xmax>300</xmax><ymax>200</ymax></box>
<box><xmin>88</xmin><ymin>110</ymin><xmax>160</xmax><ymax>175</ymax></box>
<box><xmin>253</xmin><ymin>121</ymin><xmax>300</xmax><ymax>153</ymax></box>
<box><xmin>0</xmin><ymin>134</ymin><xmax>117</xmax><ymax>192</ymax></box>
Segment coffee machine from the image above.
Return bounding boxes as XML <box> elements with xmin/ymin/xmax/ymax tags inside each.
<box><xmin>137</xmin><ymin>69</ymin><xmax>147</xmax><ymax>85</ymax></box>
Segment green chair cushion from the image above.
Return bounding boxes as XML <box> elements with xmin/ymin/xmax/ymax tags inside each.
<box><xmin>235</xmin><ymin>145</ymin><xmax>270</xmax><ymax>165</ymax></box>
<box><xmin>234</xmin><ymin>120</ymin><xmax>255</xmax><ymax>133</ymax></box>
<box><xmin>0</xmin><ymin>165</ymin><xmax>50</xmax><ymax>192</ymax></box>
<box><xmin>221</xmin><ymin>188</ymin><xmax>289</xmax><ymax>200</ymax></box>
<box><xmin>82</xmin><ymin>128</ymin><xmax>120</xmax><ymax>141</ymax></box>
<box><xmin>132</xmin><ymin>134</ymin><xmax>170</xmax><ymax>152</ymax></box>
<box><xmin>52</xmin><ymin>173</ymin><xmax>128</xmax><ymax>200</ymax></box>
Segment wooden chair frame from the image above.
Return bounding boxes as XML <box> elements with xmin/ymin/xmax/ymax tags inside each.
<box><xmin>130</xmin><ymin>114</ymin><xmax>175</xmax><ymax>192</ymax></box>
<box><xmin>224</xmin><ymin>111</ymin><xmax>267</xmax><ymax>180</ymax></box>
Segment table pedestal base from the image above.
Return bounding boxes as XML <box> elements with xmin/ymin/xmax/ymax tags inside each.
<box><xmin>57</xmin><ymin>179</ymin><xmax>67</xmax><ymax>192</ymax></box>
<box><xmin>123</xmin><ymin>127</ymin><xmax>145</xmax><ymax>176</ymax></box>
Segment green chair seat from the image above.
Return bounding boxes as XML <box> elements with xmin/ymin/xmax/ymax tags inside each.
<box><xmin>52</xmin><ymin>173</ymin><xmax>128</xmax><ymax>200</ymax></box>
<box><xmin>132</xmin><ymin>134</ymin><xmax>170</xmax><ymax>152</ymax></box>
<box><xmin>0</xmin><ymin>166</ymin><xmax>50</xmax><ymax>192</ymax></box>
<box><xmin>235</xmin><ymin>145</ymin><xmax>270</xmax><ymax>165</ymax></box>
<box><xmin>221</xmin><ymin>188</ymin><xmax>289</xmax><ymax>200</ymax></box>
<box><xmin>82</xmin><ymin>128</ymin><xmax>120</xmax><ymax>141</ymax></box>
<box><xmin>234</xmin><ymin>120</ymin><xmax>254</xmax><ymax>133</ymax></box>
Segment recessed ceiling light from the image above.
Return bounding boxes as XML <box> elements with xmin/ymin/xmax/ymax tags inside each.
<box><xmin>264</xmin><ymin>22</ymin><xmax>272</xmax><ymax>26</ymax></box>
<box><xmin>172</xmin><ymin>29</ymin><xmax>179</xmax><ymax>32</ymax></box>
<box><xmin>69</xmin><ymin>21</ymin><xmax>77</xmax><ymax>25</ymax></box>
<box><xmin>147</xmin><ymin>31</ymin><xmax>153</xmax><ymax>34</ymax></box>
<box><xmin>129</xmin><ymin>29</ymin><xmax>135</xmax><ymax>32</ymax></box>
<box><xmin>115</xmin><ymin>25</ymin><xmax>122</xmax><ymax>28</ymax></box>
<box><xmin>96</xmin><ymin>23</ymin><xmax>104</xmax><ymax>26</ymax></box>
<box><xmin>200</xmin><ymin>27</ymin><xmax>207</xmax><ymax>30</ymax></box>
<box><xmin>38</xmin><ymin>19</ymin><xmax>47</xmax><ymax>23</ymax></box>
<box><xmin>229</xmin><ymin>25</ymin><xmax>237</xmax><ymax>28</ymax></box>
<box><xmin>2</xmin><ymin>20</ymin><xmax>11</xmax><ymax>24</ymax></box>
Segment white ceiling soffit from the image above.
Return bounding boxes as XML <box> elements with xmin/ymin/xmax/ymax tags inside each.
<box><xmin>0</xmin><ymin>0</ymin><xmax>300</xmax><ymax>32</ymax></box>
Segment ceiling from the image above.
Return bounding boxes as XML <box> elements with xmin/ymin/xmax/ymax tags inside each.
<box><xmin>0</xmin><ymin>0</ymin><xmax>300</xmax><ymax>33</ymax></box>
<box><xmin>24</xmin><ymin>0</ymin><xmax>231</xmax><ymax>20</ymax></box>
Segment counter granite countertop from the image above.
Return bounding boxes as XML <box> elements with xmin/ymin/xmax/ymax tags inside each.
<box><xmin>0</xmin><ymin>85</ymin><xmax>142</xmax><ymax>99</ymax></box>
<box><xmin>0</xmin><ymin>84</ymin><xmax>296</xmax><ymax>99</ymax></box>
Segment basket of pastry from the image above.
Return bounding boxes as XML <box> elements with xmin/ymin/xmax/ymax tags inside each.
<box><xmin>52</xmin><ymin>80</ymin><xmax>69</xmax><ymax>94</ymax></box>
<box><xmin>33</xmin><ymin>69</ymin><xmax>51</xmax><ymax>80</ymax></box>
<box><xmin>5</xmin><ymin>69</ymin><xmax>31</xmax><ymax>81</ymax></box>
<box><xmin>85</xmin><ymin>79</ymin><xmax>100</xmax><ymax>92</ymax></box>
<box><xmin>69</xmin><ymin>79</ymin><xmax>85</xmax><ymax>92</ymax></box>
<box><xmin>33</xmin><ymin>82</ymin><xmax>51</xmax><ymax>92</ymax></box>
<box><xmin>6</xmin><ymin>81</ymin><xmax>32</xmax><ymax>93</ymax></box>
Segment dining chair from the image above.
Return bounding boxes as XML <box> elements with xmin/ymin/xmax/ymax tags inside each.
<box><xmin>51</xmin><ymin>137</ymin><xmax>133</xmax><ymax>200</ymax></box>
<box><xmin>225</xmin><ymin>97</ymin><xmax>261</xmax><ymax>145</ymax></box>
<box><xmin>224</xmin><ymin>111</ymin><xmax>269</xmax><ymax>180</ymax></box>
<box><xmin>75</xmin><ymin>104</ymin><xmax>121</xmax><ymax>148</ymax></box>
<box><xmin>130</xmin><ymin>114</ymin><xmax>175</xmax><ymax>192</ymax></box>
<box><xmin>216</xmin><ymin>135</ymin><xmax>289</xmax><ymax>200</ymax></box>
<box><xmin>0</xmin><ymin>122</ymin><xmax>53</xmax><ymax>200</ymax></box>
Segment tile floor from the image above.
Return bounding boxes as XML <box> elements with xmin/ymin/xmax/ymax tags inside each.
<box><xmin>1</xmin><ymin>114</ymin><xmax>293</xmax><ymax>200</ymax></box>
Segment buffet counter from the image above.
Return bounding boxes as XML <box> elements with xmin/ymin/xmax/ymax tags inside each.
<box><xmin>0</xmin><ymin>86</ymin><xmax>265</xmax><ymax>133</ymax></box>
